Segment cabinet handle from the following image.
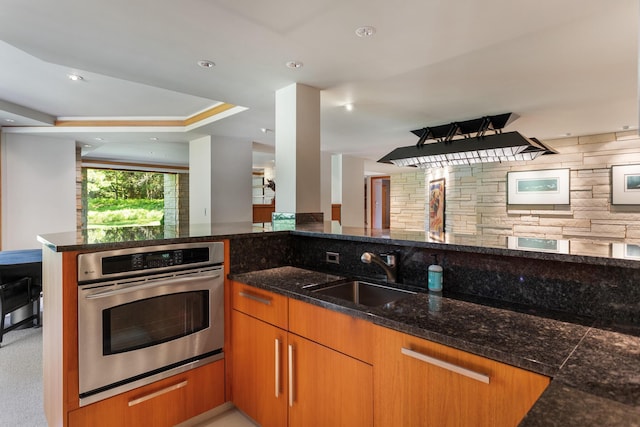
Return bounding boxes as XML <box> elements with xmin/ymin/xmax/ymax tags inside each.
<box><xmin>275</xmin><ymin>338</ymin><xmax>280</xmax><ymax>398</ymax></box>
<box><xmin>238</xmin><ymin>291</ymin><xmax>272</xmax><ymax>306</ymax></box>
<box><xmin>401</xmin><ymin>347</ymin><xmax>490</xmax><ymax>384</ymax></box>
<box><xmin>288</xmin><ymin>344</ymin><xmax>294</xmax><ymax>407</ymax></box>
<box><xmin>128</xmin><ymin>380</ymin><xmax>188</xmax><ymax>406</ymax></box>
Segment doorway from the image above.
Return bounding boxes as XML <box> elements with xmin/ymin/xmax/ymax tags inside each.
<box><xmin>371</xmin><ymin>176</ymin><xmax>390</xmax><ymax>229</ymax></box>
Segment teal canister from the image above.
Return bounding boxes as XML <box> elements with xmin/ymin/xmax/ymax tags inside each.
<box><xmin>427</xmin><ymin>254</ymin><xmax>443</xmax><ymax>293</ymax></box>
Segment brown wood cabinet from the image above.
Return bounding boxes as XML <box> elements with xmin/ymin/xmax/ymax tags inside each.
<box><xmin>68</xmin><ymin>360</ymin><xmax>225</xmax><ymax>427</ymax></box>
<box><xmin>230</xmin><ymin>281</ymin><xmax>373</xmax><ymax>427</ymax></box>
<box><xmin>373</xmin><ymin>325</ymin><xmax>550</xmax><ymax>427</ymax></box>
<box><xmin>231</xmin><ymin>309</ymin><xmax>288</xmax><ymax>427</ymax></box>
<box><xmin>287</xmin><ymin>333</ymin><xmax>373</xmax><ymax>427</ymax></box>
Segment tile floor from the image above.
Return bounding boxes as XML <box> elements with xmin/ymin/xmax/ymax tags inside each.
<box><xmin>196</xmin><ymin>408</ymin><xmax>258</xmax><ymax>427</ymax></box>
<box><xmin>178</xmin><ymin>404</ymin><xmax>258</xmax><ymax>427</ymax></box>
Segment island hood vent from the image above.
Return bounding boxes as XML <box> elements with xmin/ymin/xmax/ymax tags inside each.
<box><xmin>378</xmin><ymin>113</ymin><xmax>556</xmax><ymax>169</ymax></box>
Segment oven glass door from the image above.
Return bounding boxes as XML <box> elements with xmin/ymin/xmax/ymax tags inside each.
<box><xmin>78</xmin><ymin>267</ymin><xmax>224</xmax><ymax>401</ymax></box>
<box><xmin>104</xmin><ymin>290</ymin><xmax>209</xmax><ymax>355</ymax></box>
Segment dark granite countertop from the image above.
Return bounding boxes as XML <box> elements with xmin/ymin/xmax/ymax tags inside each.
<box><xmin>37</xmin><ymin>222</ymin><xmax>640</xmax><ymax>269</ymax></box>
<box><xmin>229</xmin><ymin>266</ymin><xmax>640</xmax><ymax>427</ymax></box>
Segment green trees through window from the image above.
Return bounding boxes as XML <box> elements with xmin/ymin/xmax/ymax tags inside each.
<box><xmin>86</xmin><ymin>169</ymin><xmax>165</xmax><ymax>228</ymax></box>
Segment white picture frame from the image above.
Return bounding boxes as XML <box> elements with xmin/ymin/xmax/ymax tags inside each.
<box><xmin>611</xmin><ymin>243</ymin><xmax>640</xmax><ymax>259</ymax></box>
<box><xmin>507</xmin><ymin>169</ymin><xmax>570</xmax><ymax>205</ymax></box>
<box><xmin>611</xmin><ymin>164</ymin><xmax>640</xmax><ymax>205</ymax></box>
<box><xmin>507</xmin><ymin>236</ymin><xmax>570</xmax><ymax>254</ymax></box>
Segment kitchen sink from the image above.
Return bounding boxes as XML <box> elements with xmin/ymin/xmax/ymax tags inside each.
<box><xmin>309</xmin><ymin>279</ymin><xmax>415</xmax><ymax>307</ymax></box>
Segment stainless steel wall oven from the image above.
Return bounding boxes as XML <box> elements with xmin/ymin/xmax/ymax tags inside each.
<box><xmin>77</xmin><ymin>242</ymin><xmax>224</xmax><ymax>406</ymax></box>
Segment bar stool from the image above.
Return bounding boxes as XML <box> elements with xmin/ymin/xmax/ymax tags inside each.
<box><xmin>0</xmin><ymin>276</ymin><xmax>41</xmax><ymax>346</ymax></box>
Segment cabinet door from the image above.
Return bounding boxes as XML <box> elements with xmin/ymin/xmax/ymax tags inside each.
<box><xmin>288</xmin><ymin>333</ymin><xmax>373</xmax><ymax>427</ymax></box>
<box><xmin>373</xmin><ymin>326</ymin><xmax>549</xmax><ymax>427</ymax></box>
<box><xmin>231</xmin><ymin>309</ymin><xmax>288</xmax><ymax>427</ymax></box>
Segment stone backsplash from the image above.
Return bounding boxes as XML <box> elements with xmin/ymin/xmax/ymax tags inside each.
<box><xmin>231</xmin><ymin>232</ymin><xmax>640</xmax><ymax>326</ymax></box>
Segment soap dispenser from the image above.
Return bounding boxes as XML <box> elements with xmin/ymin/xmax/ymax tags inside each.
<box><xmin>428</xmin><ymin>254</ymin><xmax>443</xmax><ymax>293</ymax></box>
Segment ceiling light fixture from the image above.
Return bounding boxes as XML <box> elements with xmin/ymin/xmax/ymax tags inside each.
<box><xmin>94</xmin><ymin>137</ymin><xmax>104</xmax><ymax>141</ymax></box>
<box><xmin>378</xmin><ymin>113</ymin><xmax>557</xmax><ymax>169</ymax></box>
<box><xmin>286</xmin><ymin>60</ymin><xmax>303</xmax><ymax>69</ymax></box>
<box><xmin>67</xmin><ymin>74</ymin><xmax>84</xmax><ymax>81</ymax></box>
<box><xmin>149</xmin><ymin>137</ymin><xmax>159</xmax><ymax>141</ymax></box>
<box><xmin>5</xmin><ymin>118</ymin><xmax>15</xmax><ymax>123</ymax></box>
<box><xmin>344</xmin><ymin>103</ymin><xmax>354</xmax><ymax>111</ymax></box>
<box><xmin>197</xmin><ymin>59</ymin><xmax>216</xmax><ymax>68</ymax></box>
<box><xmin>355</xmin><ymin>26</ymin><xmax>376</xmax><ymax>37</ymax></box>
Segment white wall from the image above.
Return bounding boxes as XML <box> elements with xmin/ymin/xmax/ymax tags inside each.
<box><xmin>331</xmin><ymin>154</ymin><xmax>342</xmax><ymax>204</ymax></box>
<box><xmin>1</xmin><ymin>133</ymin><xmax>76</xmax><ymax>249</ymax></box>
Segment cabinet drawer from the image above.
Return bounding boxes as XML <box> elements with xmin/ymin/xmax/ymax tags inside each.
<box><xmin>289</xmin><ymin>298</ymin><xmax>373</xmax><ymax>364</ymax></box>
<box><xmin>232</xmin><ymin>281</ymin><xmax>288</xmax><ymax>329</ymax></box>
<box><xmin>68</xmin><ymin>360</ymin><xmax>225</xmax><ymax>427</ymax></box>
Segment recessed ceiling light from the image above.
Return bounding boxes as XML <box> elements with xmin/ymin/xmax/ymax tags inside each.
<box><xmin>83</xmin><ymin>144</ymin><xmax>91</xmax><ymax>148</ymax></box>
<box><xmin>197</xmin><ymin>59</ymin><xmax>216</xmax><ymax>69</ymax></box>
<box><xmin>5</xmin><ymin>118</ymin><xmax>15</xmax><ymax>123</ymax></box>
<box><xmin>286</xmin><ymin>61</ymin><xmax>303</xmax><ymax>69</ymax></box>
<box><xmin>344</xmin><ymin>103</ymin><xmax>354</xmax><ymax>111</ymax></box>
<box><xmin>355</xmin><ymin>26</ymin><xmax>376</xmax><ymax>37</ymax></box>
<box><xmin>94</xmin><ymin>137</ymin><xmax>104</xmax><ymax>141</ymax></box>
<box><xmin>150</xmin><ymin>137</ymin><xmax>159</xmax><ymax>141</ymax></box>
<box><xmin>68</xmin><ymin>74</ymin><xmax>84</xmax><ymax>81</ymax></box>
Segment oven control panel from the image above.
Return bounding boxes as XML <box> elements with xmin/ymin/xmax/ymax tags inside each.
<box><xmin>131</xmin><ymin>250</ymin><xmax>184</xmax><ymax>270</ymax></box>
<box><xmin>78</xmin><ymin>242</ymin><xmax>224</xmax><ymax>283</ymax></box>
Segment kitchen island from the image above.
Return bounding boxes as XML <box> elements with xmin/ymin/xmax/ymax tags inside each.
<box><xmin>38</xmin><ymin>223</ymin><xmax>640</xmax><ymax>426</ymax></box>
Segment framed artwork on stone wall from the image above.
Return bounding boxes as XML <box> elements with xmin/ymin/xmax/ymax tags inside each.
<box><xmin>507</xmin><ymin>168</ymin><xmax>570</xmax><ymax>205</ymax></box>
<box><xmin>428</xmin><ymin>178</ymin><xmax>445</xmax><ymax>241</ymax></box>
<box><xmin>611</xmin><ymin>164</ymin><xmax>640</xmax><ymax>205</ymax></box>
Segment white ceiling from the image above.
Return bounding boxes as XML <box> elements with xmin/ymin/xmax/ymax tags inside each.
<box><xmin>0</xmin><ymin>0</ymin><xmax>637</xmax><ymax>174</ymax></box>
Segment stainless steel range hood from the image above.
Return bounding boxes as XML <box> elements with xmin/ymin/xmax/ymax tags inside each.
<box><xmin>378</xmin><ymin>113</ymin><xmax>557</xmax><ymax>169</ymax></box>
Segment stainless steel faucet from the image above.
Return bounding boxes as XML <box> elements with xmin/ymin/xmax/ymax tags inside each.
<box><xmin>361</xmin><ymin>252</ymin><xmax>397</xmax><ymax>282</ymax></box>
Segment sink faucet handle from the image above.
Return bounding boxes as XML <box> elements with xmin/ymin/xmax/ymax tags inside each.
<box><xmin>380</xmin><ymin>252</ymin><xmax>397</xmax><ymax>267</ymax></box>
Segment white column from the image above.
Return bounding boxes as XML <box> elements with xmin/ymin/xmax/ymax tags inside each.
<box><xmin>320</xmin><ymin>151</ymin><xmax>332</xmax><ymax>222</ymax></box>
<box><xmin>189</xmin><ymin>136</ymin><xmax>212</xmax><ymax>229</ymax></box>
<box><xmin>339</xmin><ymin>154</ymin><xmax>365</xmax><ymax>228</ymax></box>
<box><xmin>275</xmin><ymin>83</ymin><xmax>321</xmax><ymax>214</ymax></box>
<box><xmin>189</xmin><ymin>135</ymin><xmax>252</xmax><ymax>230</ymax></box>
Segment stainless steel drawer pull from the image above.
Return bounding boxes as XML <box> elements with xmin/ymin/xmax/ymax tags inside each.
<box><xmin>401</xmin><ymin>347</ymin><xmax>490</xmax><ymax>384</ymax></box>
<box><xmin>275</xmin><ymin>338</ymin><xmax>280</xmax><ymax>398</ymax></box>
<box><xmin>238</xmin><ymin>291</ymin><xmax>272</xmax><ymax>306</ymax></box>
<box><xmin>288</xmin><ymin>344</ymin><xmax>294</xmax><ymax>407</ymax></box>
<box><xmin>128</xmin><ymin>380</ymin><xmax>188</xmax><ymax>406</ymax></box>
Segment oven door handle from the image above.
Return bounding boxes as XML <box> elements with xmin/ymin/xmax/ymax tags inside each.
<box><xmin>84</xmin><ymin>272</ymin><xmax>222</xmax><ymax>300</ymax></box>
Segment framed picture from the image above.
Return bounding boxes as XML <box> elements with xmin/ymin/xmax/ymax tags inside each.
<box><xmin>428</xmin><ymin>178</ymin><xmax>445</xmax><ymax>241</ymax></box>
<box><xmin>611</xmin><ymin>164</ymin><xmax>640</xmax><ymax>205</ymax></box>
<box><xmin>507</xmin><ymin>169</ymin><xmax>570</xmax><ymax>205</ymax></box>
<box><xmin>612</xmin><ymin>243</ymin><xmax>640</xmax><ymax>259</ymax></box>
<box><xmin>507</xmin><ymin>236</ymin><xmax>569</xmax><ymax>254</ymax></box>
